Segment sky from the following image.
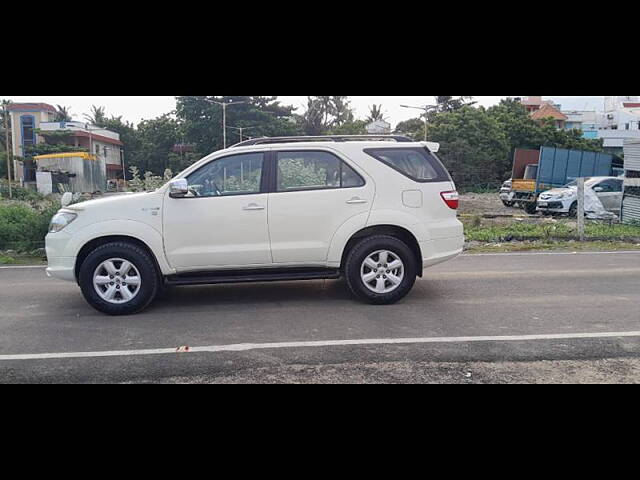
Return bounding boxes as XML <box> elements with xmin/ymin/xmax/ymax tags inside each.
<box><xmin>4</xmin><ymin>96</ymin><xmax>608</xmax><ymax>127</ymax></box>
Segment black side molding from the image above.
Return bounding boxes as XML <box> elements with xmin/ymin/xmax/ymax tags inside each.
<box><xmin>165</xmin><ymin>267</ymin><xmax>341</xmax><ymax>287</ymax></box>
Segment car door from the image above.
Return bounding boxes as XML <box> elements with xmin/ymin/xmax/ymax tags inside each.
<box><xmin>267</xmin><ymin>148</ymin><xmax>374</xmax><ymax>265</ymax></box>
<box><xmin>609</xmin><ymin>179</ymin><xmax>623</xmax><ymax>213</ymax></box>
<box><xmin>163</xmin><ymin>152</ymin><xmax>272</xmax><ymax>270</ymax></box>
<box><xmin>593</xmin><ymin>179</ymin><xmax>622</xmax><ymax>212</ymax></box>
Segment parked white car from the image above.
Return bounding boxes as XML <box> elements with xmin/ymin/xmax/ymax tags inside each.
<box><xmin>46</xmin><ymin>136</ymin><xmax>464</xmax><ymax>315</ymax></box>
<box><xmin>499</xmin><ymin>179</ymin><xmax>516</xmax><ymax>207</ymax></box>
<box><xmin>536</xmin><ymin>176</ymin><xmax>623</xmax><ymax>216</ymax></box>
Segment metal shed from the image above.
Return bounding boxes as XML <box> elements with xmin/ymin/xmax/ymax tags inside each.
<box><xmin>622</xmin><ymin>139</ymin><xmax>640</xmax><ymax>224</ymax></box>
<box><xmin>623</xmin><ymin>139</ymin><xmax>640</xmax><ymax>171</ymax></box>
<box><xmin>34</xmin><ymin>152</ymin><xmax>106</xmax><ymax>194</ymax></box>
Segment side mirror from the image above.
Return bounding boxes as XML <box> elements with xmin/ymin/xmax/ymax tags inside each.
<box><xmin>169</xmin><ymin>178</ymin><xmax>189</xmax><ymax>198</ymax></box>
<box><xmin>593</xmin><ymin>186</ymin><xmax>604</xmax><ymax>193</ymax></box>
<box><xmin>61</xmin><ymin>192</ymin><xmax>73</xmax><ymax>207</ymax></box>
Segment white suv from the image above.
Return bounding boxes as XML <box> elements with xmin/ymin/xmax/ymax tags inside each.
<box><xmin>45</xmin><ymin>136</ymin><xmax>464</xmax><ymax>315</ymax></box>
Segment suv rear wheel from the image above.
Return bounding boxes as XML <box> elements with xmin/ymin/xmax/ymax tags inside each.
<box><xmin>345</xmin><ymin>235</ymin><xmax>417</xmax><ymax>305</ymax></box>
<box><xmin>78</xmin><ymin>241</ymin><xmax>160</xmax><ymax>315</ymax></box>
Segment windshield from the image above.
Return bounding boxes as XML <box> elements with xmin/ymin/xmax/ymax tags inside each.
<box><xmin>563</xmin><ymin>178</ymin><xmax>595</xmax><ymax>188</ymax></box>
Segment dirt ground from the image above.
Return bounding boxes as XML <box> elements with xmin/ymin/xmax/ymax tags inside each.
<box><xmin>155</xmin><ymin>358</ymin><xmax>640</xmax><ymax>384</ymax></box>
<box><xmin>458</xmin><ymin>192</ymin><xmax>522</xmax><ymax>216</ymax></box>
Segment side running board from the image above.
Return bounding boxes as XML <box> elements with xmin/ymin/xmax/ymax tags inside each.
<box><xmin>165</xmin><ymin>267</ymin><xmax>341</xmax><ymax>287</ymax></box>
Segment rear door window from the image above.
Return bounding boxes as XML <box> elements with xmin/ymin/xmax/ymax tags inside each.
<box><xmin>276</xmin><ymin>151</ymin><xmax>365</xmax><ymax>192</ymax></box>
<box><xmin>364</xmin><ymin>147</ymin><xmax>450</xmax><ymax>183</ymax></box>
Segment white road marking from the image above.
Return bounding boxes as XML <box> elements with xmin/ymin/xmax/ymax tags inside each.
<box><xmin>2</xmin><ymin>331</ymin><xmax>640</xmax><ymax>361</ymax></box>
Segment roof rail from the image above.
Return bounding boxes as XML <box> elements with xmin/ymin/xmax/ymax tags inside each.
<box><xmin>231</xmin><ymin>135</ymin><xmax>414</xmax><ymax>148</ymax></box>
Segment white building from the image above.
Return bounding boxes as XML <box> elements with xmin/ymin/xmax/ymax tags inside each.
<box><xmin>366</xmin><ymin>120</ymin><xmax>391</xmax><ymax>134</ymax></box>
<box><xmin>7</xmin><ymin>103</ymin><xmax>124</xmax><ymax>191</ymax></box>
<box><xmin>597</xmin><ymin>96</ymin><xmax>640</xmax><ymax>152</ymax></box>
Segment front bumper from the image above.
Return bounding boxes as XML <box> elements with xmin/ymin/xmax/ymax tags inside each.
<box><xmin>536</xmin><ymin>198</ymin><xmax>572</xmax><ymax>213</ymax></box>
<box><xmin>45</xmin><ymin>231</ymin><xmax>76</xmax><ymax>282</ymax></box>
<box><xmin>45</xmin><ymin>256</ymin><xmax>76</xmax><ymax>282</ymax></box>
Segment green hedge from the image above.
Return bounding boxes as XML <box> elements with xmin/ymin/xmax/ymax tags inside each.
<box><xmin>0</xmin><ymin>201</ymin><xmax>59</xmax><ymax>252</ymax></box>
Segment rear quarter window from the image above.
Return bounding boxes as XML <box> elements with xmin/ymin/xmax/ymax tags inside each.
<box><xmin>363</xmin><ymin>147</ymin><xmax>451</xmax><ymax>183</ymax></box>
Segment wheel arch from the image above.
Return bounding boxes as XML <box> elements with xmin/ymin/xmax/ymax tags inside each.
<box><xmin>74</xmin><ymin>235</ymin><xmax>164</xmax><ymax>284</ymax></box>
<box><xmin>339</xmin><ymin>224</ymin><xmax>424</xmax><ymax>277</ymax></box>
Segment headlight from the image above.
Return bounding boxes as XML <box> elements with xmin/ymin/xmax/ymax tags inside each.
<box><xmin>49</xmin><ymin>212</ymin><xmax>77</xmax><ymax>233</ymax></box>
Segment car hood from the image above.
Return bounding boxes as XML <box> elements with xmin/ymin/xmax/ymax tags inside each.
<box><xmin>62</xmin><ymin>191</ymin><xmax>165</xmax><ymax>233</ymax></box>
<box><xmin>65</xmin><ymin>192</ymin><xmax>156</xmax><ymax>212</ymax></box>
<box><xmin>541</xmin><ymin>187</ymin><xmax>576</xmax><ymax>197</ymax></box>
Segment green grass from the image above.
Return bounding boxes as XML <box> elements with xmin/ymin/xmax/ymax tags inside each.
<box><xmin>463</xmin><ymin>220</ymin><xmax>640</xmax><ymax>243</ymax></box>
<box><xmin>0</xmin><ymin>255</ymin><xmax>46</xmax><ymax>265</ymax></box>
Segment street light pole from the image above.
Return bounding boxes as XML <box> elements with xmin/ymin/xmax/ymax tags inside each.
<box><xmin>226</xmin><ymin>125</ymin><xmax>259</xmax><ymax>143</ymax></box>
<box><xmin>204</xmin><ymin>99</ymin><xmax>246</xmax><ymax>149</ymax></box>
<box><xmin>3</xmin><ymin>103</ymin><xmax>12</xmax><ymax>198</ymax></box>
<box><xmin>400</xmin><ymin>104</ymin><xmax>437</xmax><ymax>141</ymax></box>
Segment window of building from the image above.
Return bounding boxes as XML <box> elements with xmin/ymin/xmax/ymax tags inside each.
<box><xmin>20</xmin><ymin>115</ymin><xmax>36</xmax><ymax>149</ymax></box>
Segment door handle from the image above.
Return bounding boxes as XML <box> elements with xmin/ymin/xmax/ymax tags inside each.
<box><xmin>346</xmin><ymin>197</ymin><xmax>367</xmax><ymax>204</ymax></box>
<box><xmin>243</xmin><ymin>203</ymin><xmax>265</xmax><ymax>211</ymax></box>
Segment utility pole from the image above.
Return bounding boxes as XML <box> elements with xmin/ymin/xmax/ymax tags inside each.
<box><xmin>3</xmin><ymin>103</ymin><xmax>12</xmax><ymax>198</ymax></box>
<box><xmin>226</xmin><ymin>125</ymin><xmax>259</xmax><ymax>143</ymax></box>
<box><xmin>577</xmin><ymin>177</ymin><xmax>585</xmax><ymax>241</ymax></box>
<box><xmin>204</xmin><ymin>98</ymin><xmax>246</xmax><ymax>149</ymax></box>
<box><xmin>400</xmin><ymin>104</ymin><xmax>438</xmax><ymax>141</ymax></box>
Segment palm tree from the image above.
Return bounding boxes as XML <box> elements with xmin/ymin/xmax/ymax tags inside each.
<box><xmin>83</xmin><ymin>105</ymin><xmax>106</xmax><ymax>126</ymax></box>
<box><xmin>366</xmin><ymin>104</ymin><xmax>386</xmax><ymax>123</ymax></box>
<box><xmin>55</xmin><ymin>105</ymin><xmax>72</xmax><ymax>122</ymax></box>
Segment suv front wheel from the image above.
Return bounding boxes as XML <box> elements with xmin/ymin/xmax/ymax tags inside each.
<box><xmin>78</xmin><ymin>241</ymin><xmax>160</xmax><ymax>315</ymax></box>
<box><xmin>345</xmin><ymin>235</ymin><xmax>417</xmax><ymax>305</ymax></box>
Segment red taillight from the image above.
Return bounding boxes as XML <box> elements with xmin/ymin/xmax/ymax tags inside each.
<box><xmin>440</xmin><ymin>190</ymin><xmax>459</xmax><ymax>210</ymax></box>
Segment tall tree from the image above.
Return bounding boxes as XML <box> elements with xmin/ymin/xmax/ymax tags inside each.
<box><xmin>394</xmin><ymin>118</ymin><xmax>425</xmax><ymax>140</ymax></box>
<box><xmin>176</xmin><ymin>96</ymin><xmax>300</xmax><ymax>155</ymax></box>
<box><xmin>427</xmin><ymin>106</ymin><xmax>510</xmax><ymax>188</ymax></box>
<box><xmin>434</xmin><ymin>96</ymin><xmax>477</xmax><ymax>113</ymax></box>
<box><xmin>366</xmin><ymin>104</ymin><xmax>386</xmax><ymax>123</ymax></box>
<box><xmin>297</xmin><ymin>96</ymin><xmax>355</xmax><ymax>135</ymax></box>
<box><xmin>84</xmin><ymin>105</ymin><xmax>107</xmax><ymax>126</ymax></box>
<box><xmin>54</xmin><ymin>105</ymin><xmax>73</xmax><ymax>122</ymax></box>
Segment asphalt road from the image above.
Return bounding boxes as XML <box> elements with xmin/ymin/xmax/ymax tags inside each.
<box><xmin>1</xmin><ymin>251</ymin><xmax>640</xmax><ymax>383</ymax></box>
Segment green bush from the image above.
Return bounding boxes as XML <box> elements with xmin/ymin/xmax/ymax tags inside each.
<box><xmin>0</xmin><ymin>255</ymin><xmax>16</xmax><ymax>265</ymax></box>
<box><xmin>0</xmin><ymin>181</ymin><xmax>45</xmax><ymax>202</ymax></box>
<box><xmin>0</xmin><ymin>200</ymin><xmax>59</xmax><ymax>252</ymax></box>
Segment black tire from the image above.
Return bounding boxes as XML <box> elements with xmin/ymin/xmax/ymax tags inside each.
<box><xmin>568</xmin><ymin>202</ymin><xmax>577</xmax><ymax>217</ymax></box>
<box><xmin>523</xmin><ymin>202</ymin><xmax>537</xmax><ymax>214</ymax></box>
<box><xmin>502</xmin><ymin>200</ymin><xmax>513</xmax><ymax>207</ymax></box>
<box><xmin>78</xmin><ymin>241</ymin><xmax>160</xmax><ymax>315</ymax></box>
<box><xmin>344</xmin><ymin>235</ymin><xmax>417</xmax><ymax>305</ymax></box>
